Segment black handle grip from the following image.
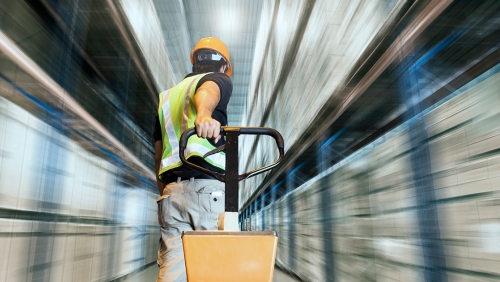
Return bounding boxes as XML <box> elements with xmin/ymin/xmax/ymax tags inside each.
<box><xmin>179</xmin><ymin>126</ymin><xmax>284</xmax><ymax>182</ymax></box>
<box><xmin>178</xmin><ymin>128</ymin><xmax>224</xmax><ymax>181</ymax></box>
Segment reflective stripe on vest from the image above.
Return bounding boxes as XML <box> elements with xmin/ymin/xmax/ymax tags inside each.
<box><xmin>158</xmin><ymin>73</ymin><xmax>225</xmax><ymax>177</ymax></box>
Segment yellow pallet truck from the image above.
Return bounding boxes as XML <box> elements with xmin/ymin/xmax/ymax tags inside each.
<box><xmin>179</xmin><ymin>127</ymin><xmax>284</xmax><ymax>282</ymax></box>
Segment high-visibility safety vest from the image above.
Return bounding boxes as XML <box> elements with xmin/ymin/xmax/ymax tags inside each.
<box><xmin>157</xmin><ymin>73</ymin><xmax>225</xmax><ymax>179</ymax></box>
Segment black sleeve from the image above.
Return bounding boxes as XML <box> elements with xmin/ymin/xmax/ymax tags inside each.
<box><xmin>153</xmin><ymin>114</ymin><xmax>162</xmax><ymax>144</ymax></box>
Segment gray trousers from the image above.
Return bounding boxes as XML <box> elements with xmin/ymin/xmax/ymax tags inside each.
<box><xmin>156</xmin><ymin>178</ymin><xmax>225</xmax><ymax>282</ymax></box>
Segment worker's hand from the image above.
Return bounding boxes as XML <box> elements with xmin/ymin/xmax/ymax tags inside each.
<box><xmin>194</xmin><ymin>115</ymin><xmax>221</xmax><ymax>143</ymax></box>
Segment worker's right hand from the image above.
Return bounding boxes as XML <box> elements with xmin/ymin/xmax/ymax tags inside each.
<box><xmin>194</xmin><ymin>115</ymin><xmax>221</xmax><ymax>143</ymax></box>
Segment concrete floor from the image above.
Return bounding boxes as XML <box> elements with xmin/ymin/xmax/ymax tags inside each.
<box><xmin>122</xmin><ymin>263</ymin><xmax>300</xmax><ymax>281</ymax></box>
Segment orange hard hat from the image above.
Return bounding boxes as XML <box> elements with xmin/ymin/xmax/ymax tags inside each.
<box><xmin>190</xmin><ymin>37</ymin><xmax>232</xmax><ymax>76</ymax></box>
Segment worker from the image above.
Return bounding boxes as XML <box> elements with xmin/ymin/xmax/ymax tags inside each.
<box><xmin>153</xmin><ymin>37</ymin><xmax>233</xmax><ymax>282</ymax></box>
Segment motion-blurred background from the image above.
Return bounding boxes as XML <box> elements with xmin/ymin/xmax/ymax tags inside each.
<box><xmin>0</xmin><ymin>0</ymin><xmax>499</xmax><ymax>281</ymax></box>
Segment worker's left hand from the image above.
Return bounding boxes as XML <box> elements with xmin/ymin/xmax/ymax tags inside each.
<box><xmin>194</xmin><ymin>115</ymin><xmax>221</xmax><ymax>143</ymax></box>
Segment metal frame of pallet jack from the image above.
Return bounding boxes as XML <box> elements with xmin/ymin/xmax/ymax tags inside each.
<box><xmin>224</xmin><ymin>129</ymin><xmax>239</xmax><ymax>212</ymax></box>
<box><xmin>179</xmin><ymin>126</ymin><xmax>284</xmax><ymax>213</ymax></box>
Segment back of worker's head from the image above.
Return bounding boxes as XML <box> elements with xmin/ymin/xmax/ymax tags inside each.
<box><xmin>192</xmin><ymin>49</ymin><xmax>227</xmax><ymax>74</ymax></box>
<box><xmin>190</xmin><ymin>37</ymin><xmax>232</xmax><ymax>76</ymax></box>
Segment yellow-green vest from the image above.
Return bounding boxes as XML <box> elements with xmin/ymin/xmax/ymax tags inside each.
<box><xmin>157</xmin><ymin>73</ymin><xmax>225</xmax><ymax>179</ymax></box>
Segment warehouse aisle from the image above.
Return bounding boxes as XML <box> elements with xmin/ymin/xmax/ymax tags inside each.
<box><xmin>120</xmin><ymin>263</ymin><xmax>301</xmax><ymax>281</ymax></box>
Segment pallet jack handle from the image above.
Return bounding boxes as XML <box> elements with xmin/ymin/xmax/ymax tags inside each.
<box><xmin>179</xmin><ymin>126</ymin><xmax>284</xmax><ymax>212</ymax></box>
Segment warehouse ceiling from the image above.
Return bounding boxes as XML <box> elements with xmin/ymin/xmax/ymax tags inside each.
<box><xmin>153</xmin><ymin>0</ymin><xmax>264</xmax><ymax>126</ymax></box>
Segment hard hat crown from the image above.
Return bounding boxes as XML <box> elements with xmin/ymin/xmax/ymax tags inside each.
<box><xmin>190</xmin><ymin>37</ymin><xmax>232</xmax><ymax>76</ymax></box>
